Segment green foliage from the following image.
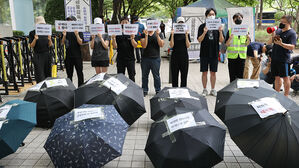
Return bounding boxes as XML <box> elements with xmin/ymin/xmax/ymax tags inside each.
<box><xmin>255</xmin><ymin>30</ymin><xmax>269</xmax><ymax>43</ymax></box>
<box><xmin>44</xmin><ymin>0</ymin><xmax>65</xmax><ymax>25</ymax></box>
<box><xmin>33</xmin><ymin>0</ymin><xmax>47</xmax><ymax>17</ymax></box>
<box><xmin>13</xmin><ymin>31</ymin><xmax>25</xmax><ymax>37</ymax></box>
<box><xmin>227</xmin><ymin>0</ymin><xmax>259</xmax><ymax>7</ymax></box>
<box><xmin>0</xmin><ymin>0</ymin><xmax>11</xmax><ymax>24</ymax></box>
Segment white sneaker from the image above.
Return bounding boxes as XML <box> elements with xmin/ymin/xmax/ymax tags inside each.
<box><xmin>202</xmin><ymin>89</ymin><xmax>208</xmax><ymax>97</ymax></box>
<box><xmin>210</xmin><ymin>89</ymin><xmax>217</xmax><ymax>97</ymax></box>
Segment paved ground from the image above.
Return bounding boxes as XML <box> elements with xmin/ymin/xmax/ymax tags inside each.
<box><xmin>0</xmin><ymin>39</ymin><xmax>299</xmax><ymax>168</ymax></box>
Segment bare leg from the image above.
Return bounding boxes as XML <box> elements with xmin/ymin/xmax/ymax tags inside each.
<box><xmin>101</xmin><ymin>67</ymin><xmax>108</xmax><ymax>73</ymax></box>
<box><xmin>283</xmin><ymin>76</ymin><xmax>290</xmax><ymax>96</ymax></box>
<box><xmin>202</xmin><ymin>71</ymin><xmax>208</xmax><ymax>89</ymax></box>
<box><xmin>95</xmin><ymin>67</ymin><xmax>101</xmax><ymax>74</ymax></box>
<box><xmin>274</xmin><ymin>76</ymin><xmax>282</xmax><ymax>92</ymax></box>
<box><xmin>210</xmin><ymin>71</ymin><xmax>216</xmax><ymax>89</ymax></box>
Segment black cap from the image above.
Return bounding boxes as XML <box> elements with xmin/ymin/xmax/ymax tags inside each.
<box><xmin>66</xmin><ymin>16</ymin><xmax>77</xmax><ymax>21</ymax></box>
<box><xmin>132</xmin><ymin>16</ymin><xmax>139</xmax><ymax>21</ymax></box>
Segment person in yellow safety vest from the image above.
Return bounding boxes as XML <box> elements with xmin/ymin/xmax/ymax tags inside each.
<box><xmin>225</xmin><ymin>13</ymin><xmax>251</xmax><ymax>82</ymax></box>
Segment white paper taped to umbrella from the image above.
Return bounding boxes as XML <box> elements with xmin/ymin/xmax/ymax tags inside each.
<box><xmin>249</xmin><ymin>97</ymin><xmax>287</xmax><ymax>118</ymax></box>
<box><xmin>166</xmin><ymin>112</ymin><xmax>197</xmax><ymax>133</ymax></box>
<box><xmin>237</xmin><ymin>80</ymin><xmax>259</xmax><ymax>88</ymax></box>
<box><xmin>86</xmin><ymin>73</ymin><xmax>105</xmax><ymax>85</ymax></box>
<box><xmin>74</xmin><ymin>108</ymin><xmax>105</xmax><ymax>122</ymax></box>
<box><xmin>103</xmin><ymin>77</ymin><xmax>127</xmax><ymax>95</ymax></box>
<box><xmin>168</xmin><ymin>88</ymin><xmax>191</xmax><ymax>99</ymax></box>
<box><xmin>29</xmin><ymin>81</ymin><xmax>45</xmax><ymax>91</ymax></box>
<box><xmin>45</xmin><ymin>79</ymin><xmax>68</xmax><ymax>88</ymax></box>
<box><xmin>0</xmin><ymin>121</ymin><xmax>4</xmax><ymax>130</ymax></box>
<box><xmin>0</xmin><ymin>105</ymin><xmax>12</xmax><ymax>119</ymax></box>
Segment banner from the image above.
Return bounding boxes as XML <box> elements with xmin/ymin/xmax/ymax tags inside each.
<box><xmin>173</xmin><ymin>23</ymin><xmax>188</xmax><ymax>34</ymax></box>
<box><xmin>206</xmin><ymin>19</ymin><xmax>221</xmax><ymax>30</ymax></box>
<box><xmin>232</xmin><ymin>25</ymin><xmax>249</xmax><ymax>36</ymax></box>
<box><xmin>55</xmin><ymin>21</ymin><xmax>85</xmax><ymax>32</ymax></box>
<box><xmin>90</xmin><ymin>24</ymin><xmax>105</xmax><ymax>35</ymax></box>
<box><xmin>123</xmin><ymin>24</ymin><xmax>139</xmax><ymax>35</ymax></box>
<box><xmin>107</xmin><ymin>24</ymin><xmax>122</xmax><ymax>36</ymax></box>
<box><xmin>35</xmin><ymin>24</ymin><xmax>52</xmax><ymax>36</ymax></box>
<box><xmin>147</xmin><ymin>20</ymin><xmax>160</xmax><ymax>31</ymax></box>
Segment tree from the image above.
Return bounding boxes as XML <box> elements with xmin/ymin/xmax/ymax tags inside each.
<box><xmin>258</xmin><ymin>0</ymin><xmax>263</xmax><ymax>30</ymax></box>
<box><xmin>0</xmin><ymin>0</ymin><xmax>11</xmax><ymax>24</ymax></box>
<box><xmin>44</xmin><ymin>0</ymin><xmax>65</xmax><ymax>25</ymax></box>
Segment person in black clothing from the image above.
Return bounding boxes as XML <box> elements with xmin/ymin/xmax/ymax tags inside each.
<box><xmin>111</xmin><ymin>16</ymin><xmax>138</xmax><ymax>81</ymax></box>
<box><xmin>197</xmin><ymin>8</ymin><xmax>224</xmax><ymax>97</ymax></box>
<box><xmin>160</xmin><ymin>21</ymin><xmax>166</xmax><ymax>39</ymax></box>
<box><xmin>169</xmin><ymin>17</ymin><xmax>191</xmax><ymax>87</ymax></box>
<box><xmin>29</xmin><ymin>16</ymin><xmax>53</xmax><ymax>83</ymax></box>
<box><xmin>61</xmin><ymin>16</ymin><xmax>84</xmax><ymax>86</ymax></box>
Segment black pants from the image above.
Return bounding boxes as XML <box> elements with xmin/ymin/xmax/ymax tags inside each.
<box><xmin>33</xmin><ymin>52</ymin><xmax>51</xmax><ymax>83</ymax></box>
<box><xmin>65</xmin><ymin>57</ymin><xmax>84</xmax><ymax>86</ymax></box>
<box><xmin>171</xmin><ymin>57</ymin><xmax>189</xmax><ymax>87</ymax></box>
<box><xmin>117</xmin><ymin>60</ymin><xmax>136</xmax><ymax>82</ymax></box>
<box><xmin>135</xmin><ymin>48</ymin><xmax>143</xmax><ymax>62</ymax></box>
<box><xmin>161</xmin><ymin>31</ymin><xmax>166</xmax><ymax>39</ymax></box>
<box><xmin>228</xmin><ymin>57</ymin><xmax>245</xmax><ymax>82</ymax></box>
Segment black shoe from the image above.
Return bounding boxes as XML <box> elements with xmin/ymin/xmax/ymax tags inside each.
<box><xmin>136</xmin><ymin>60</ymin><xmax>140</xmax><ymax>63</ymax></box>
<box><xmin>143</xmin><ymin>92</ymin><xmax>148</xmax><ymax>97</ymax></box>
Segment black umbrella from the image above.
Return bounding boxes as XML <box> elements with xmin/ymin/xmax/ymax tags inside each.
<box><xmin>145</xmin><ymin>107</ymin><xmax>226</xmax><ymax>168</ymax></box>
<box><xmin>215</xmin><ymin>79</ymin><xmax>299</xmax><ymax>168</ymax></box>
<box><xmin>24</xmin><ymin>78</ymin><xmax>76</xmax><ymax>128</ymax></box>
<box><xmin>75</xmin><ymin>73</ymin><xmax>145</xmax><ymax>125</ymax></box>
<box><xmin>150</xmin><ymin>87</ymin><xmax>208</xmax><ymax>121</ymax></box>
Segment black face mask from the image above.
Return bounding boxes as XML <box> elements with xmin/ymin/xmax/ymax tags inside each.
<box><xmin>235</xmin><ymin>19</ymin><xmax>242</xmax><ymax>25</ymax></box>
<box><xmin>279</xmin><ymin>23</ymin><xmax>285</xmax><ymax>29</ymax></box>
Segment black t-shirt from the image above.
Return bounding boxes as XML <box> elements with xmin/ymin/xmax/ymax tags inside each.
<box><xmin>65</xmin><ymin>32</ymin><xmax>84</xmax><ymax>58</ymax></box>
<box><xmin>169</xmin><ymin>34</ymin><xmax>191</xmax><ymax>59</ymax></box>
<box><xmin>116</xmin><ymin>35</ymin><xmax>135</xmax><ymax>61</ymax></box>
<box><xmin>141</xmin><ymin>32</ymin><xmax>163</xmax><ymax>58</ymax></box>
<box><xmin>29</xmin><ymin>30</ymin><xmax>50</xmax><ymax>54</ymax></box>
<box><xmin>272</xmin><ymin>28</ymin><xmax>297</xmax><ymax>63</ymax></box>
<box><xmin>91</xmin><ymin>34</ymin><xmax>110</xmax><ymax>61</ymax></box>
<box><xmin>247</xmin><ymin>42</ymin><xmax>264</xmax><ymax>57</ymax></box>
<box><xmin>160</xmin><ymin>23</ymin><xmax>165</xmax><ymax>31</ymax></box>
<box><xmin>197</xmin><ymin>23</ymin><xmax>224</xmax><ymax>58</ymax></box>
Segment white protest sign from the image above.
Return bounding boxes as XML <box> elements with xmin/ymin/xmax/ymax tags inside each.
<box><xmin>35</xmin><ymin>24</ymin><xmax>52</xmax><ymax>36</ymax></box>
<box><xmin>166</xmin><ymin>112</ymin><xmax>197</xmax><ymax>133</ymax></box>
<box><xmin>90</xmin><ymin>24</ymin><xmax>105</xmax><ymax>35</ymax></box>
<box><xmin>103</xmin><ymin>77</ymin><xmax>127</xmax><ymax>95</ymax></box>
<box><xmin>173</xmin><ymin>23</ymin><xmax>188</xmax><ymax>34</ymax></box>
<box><xmin>147</xmin><ymin>20</ymin><xmax>160</xmax><ymax>31</ymax></box>
<box><xmin>168</xmin><ymin>88</ymin><xmax>191</xmax><ymax>99</ymax></box>
<box><xmin>86</xmin><ymin>73</ymin><xmax>105</xmax><ymax>85</ymax></box>
<box><xmin>249</xmin><ymin>97</ymin><xmax>287</xmax><ymax>119</ymax></box>
<box><xmin>237</xmin><ymin>80</ymin><xmax>259</xmax><ymax>89</ymax></box>
<box><xmin>107</xmin><ymin>24</ymin><xmax>123</xmax><ymax>36</ymax></box>
<box><xmin>45</xmin><ymin>79</ymin><xmax>68</xmax><ymax>88</ymax></box>
<box><xmin>0</xmin><ymin>121</ymin><xmax>5</xmax><ymax>130</ymax></box>
<box><xmin>68</xmin><ymin>21</ymin><xmax>85</xmax><ymax>32</ymax></box>
<box><xmin>0</xmin><ymin>105</ymin><xmax>12</xmax><ymax>119</ymax></box>
<box><xmin>232</xmin><ymin>25</ymin><xmax>248</xmax><ymax>36</ymax></box>
<box><xmin>29</xmin><ymin>81</ymin><xmax>45</xmax><ymax>91</ymax></box>
<box><xmin>55</xmin><ymin>20</ymin><xmax>69</xmax><ymax>32</ymax></box>
<box><xmin>123</xmin><ymin>24</ymin><xmax>139</xmax><ymax>35</ymax></box>
<box><xmin>206</xmin><ymin>19</ymin><xmax>221</xmax><ymax>30</ymax></box>
<box><xmin>74</xmin><ymin>108</ymin><xmax>105</xmax><ymax>122</ymax></box>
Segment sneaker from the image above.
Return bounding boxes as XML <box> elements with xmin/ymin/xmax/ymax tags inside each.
<box><xmin>143</xmin><ymin>92</ymin><xmax>148</xmax><ymax>97</ymax></box>
<box><xmin>210</xmin><ymin>89</ymin><xmax>217</xmax><ymax>97</ymax></box>
<box><xmin>202</xmin><ymin>89</ymin><xmax>208</xmax><ymax>97</ymax></box>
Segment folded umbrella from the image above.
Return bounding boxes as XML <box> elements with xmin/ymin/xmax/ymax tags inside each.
<box><xmin>145</xmin><ymin>107</ymin><xmax>226</xmax><ymax>168</ymax></box>
<box><xmin>75</xmin><ymin>73</ymin><xmax>145</xmax><ymax>125</ymax></box>
<box><xmin>215</xmin><ymin>79</ymin><xmax>299</xmax><ymax>168</ymax></box>
<box><xmin>150</xmin><ymin>87</ymin><xmax>208</xmax><ymax>121</ymax></box>
<box><xmin>24</xmin><ymin>77</ymin><xmax>76</xmax><ymax>128</ymax></box>
<box><xmin>0</xmin><ymin>99</ymin><xmax>36</xmax><ymax>159</ymax></box>
<box><xmin>44</xmin><ymin>104</ymin><xmax>129</xmax><ymax>168</ymax></box>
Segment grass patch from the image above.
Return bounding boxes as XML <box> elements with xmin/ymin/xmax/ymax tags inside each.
<box><xmin>255</xmin><ymin>30</ymin><xmax>270</xmax><ymax>43</ymax></box>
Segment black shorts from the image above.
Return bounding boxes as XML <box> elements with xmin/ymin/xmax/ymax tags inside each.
<box><xmin>271</xmin><ymin>61</ymin><xmax>290</xmax><ymax>77</ymax></box>
<box><xmin>200</xmin><ymin>57</ymin><xmax>218</xmax><ymax>72</ymax></box>
<box><xmin>91</xmin><ymin>60</ymin><xmax>109</xmax><ymax>67</ymax></box>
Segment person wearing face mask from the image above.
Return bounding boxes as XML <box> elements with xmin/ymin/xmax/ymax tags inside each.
<box><xmin>111</xmin><ymin>16</ymin><xmax>138</xmax><ymax>82</ymax></box>
<box><xmin>169</xmin><ymin>17</ymin><xmax>191</xmax><ymax>87</ymax></box>
<box><xmin>225</xmin><ymin>13</ymin><xmax>251</xmax><ymax>83</ymax></box>
<box><xmin>269</xmin><ymin>15</ymin><xmax>297</xmax><ymax>97</ymax></box>
<box><xmin>197</xmin><ymin>8</ymin><xmax>224</xmax><ymax>97</ymax></box>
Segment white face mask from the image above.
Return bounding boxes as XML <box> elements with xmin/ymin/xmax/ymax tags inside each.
<box><xmin>207</xmin><ymin>15</ymin><xmax>216</xmax><ymax>19</ymax></box>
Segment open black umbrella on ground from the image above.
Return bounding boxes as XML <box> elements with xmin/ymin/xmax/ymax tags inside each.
<box><xmin>44</xmin><ymin>104</ymin><xmax>129</xmax><ymax>168</ymax></box>
<box><xmin>150</xmin><ymin>87</ymin><xmax>208</xmax><ymax>121</ymax></box>
<box><xmin>215</xmin><ymin>79</ymin><xmax>299</xmax><ymax>168</ymax></box>
<box><xmin>24</xmin><ymin>78</ymin><xmax>75</xmax><ymax>128</ymax></box>
<box><xmin>74</xmin><ymin>73</ymin><xmax>145</xmax><ymax>125</ymax></box>
<box><xmin>145</xmin><ymin>107</ymin><xmax>226</xmax><ymax>168</ymax></box>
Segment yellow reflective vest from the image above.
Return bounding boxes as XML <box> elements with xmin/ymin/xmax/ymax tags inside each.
<box><xmin>226</xmin><ymin>29</ymin><xmax>247</xmax><ymax>59</ymax></box>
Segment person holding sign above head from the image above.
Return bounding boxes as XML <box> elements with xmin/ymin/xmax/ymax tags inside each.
<box><xmin>90</xmin><ymin>17</ymin><xmax>110</xmax><ymax>74</ymax></box>
<box><xmin>141</xmin><ymin>18</ymin><xmax>164</xmax><ymax>96</ymax></box>
<box><xmin>225</xmin><ymin>13</ymin><xmax>251</xmax><ymax>83</ymax></box>
<box><xmin>29</xmin><ymin>16</ymin><xmax>53</xmax><ymax>83</ymax></box>
<box><xmin>61</xmin><ymin>16</ymin><xmax>84</xmax><ymax>87</ymax></box>
<box><xmin>169</xmin><ymin>17</ymin><xmax>191</xmax><ymax>87</ymax></box>
<box><xmin>197</xmin><ymin>8</ymin><xmax>224</xmax><ymax>97</ymax></box>
<box><xmin>111</xmin><ymin>16</ymin><xmax>138</xmax><ymax>82</ymax></box>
